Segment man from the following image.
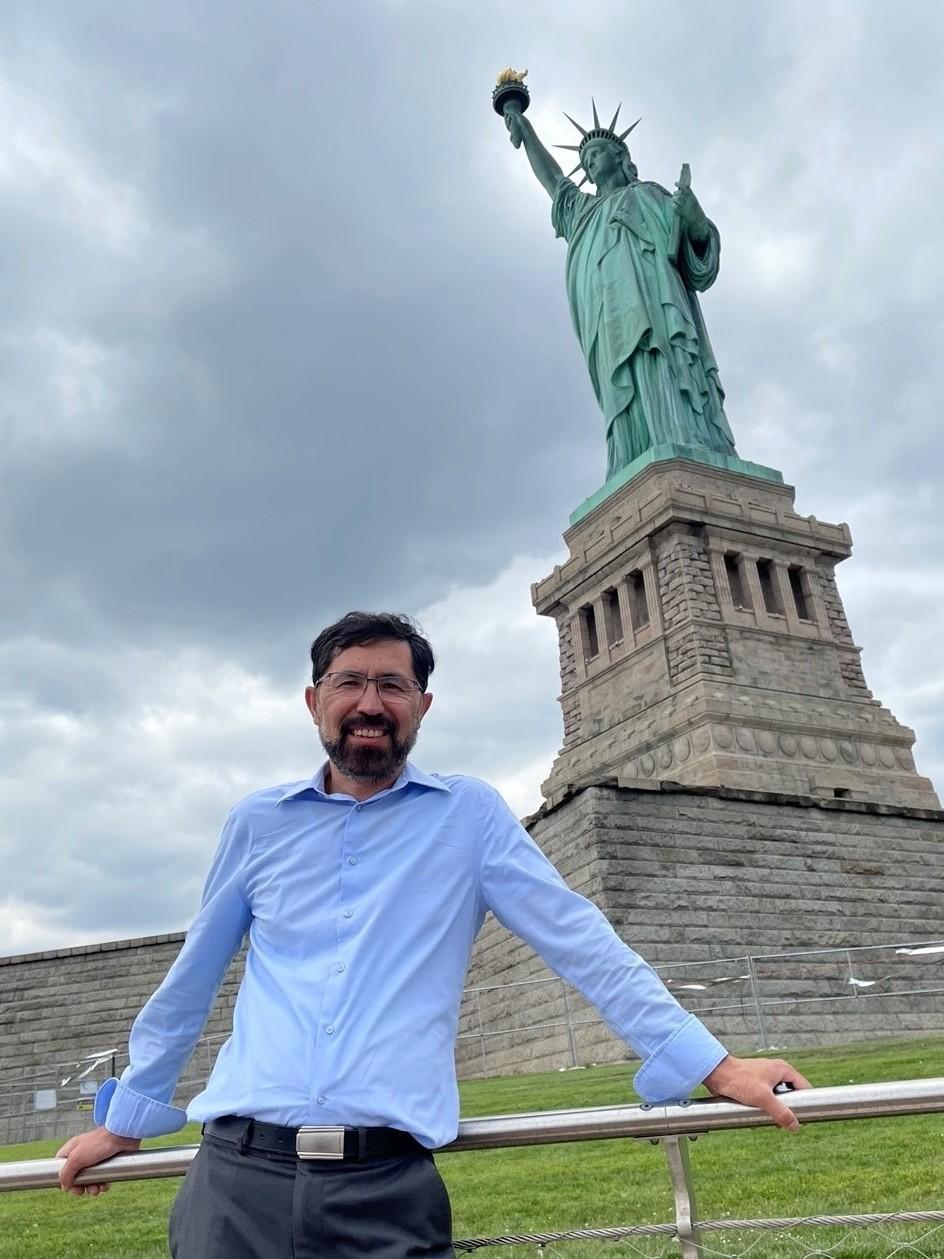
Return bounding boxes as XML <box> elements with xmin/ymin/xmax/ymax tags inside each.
<box><xmin>59</xmin><ymin>611</ymin><xmax>808</xmax><ymax>1257</ymax></box>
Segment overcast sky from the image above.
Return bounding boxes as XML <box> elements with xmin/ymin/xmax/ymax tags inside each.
<box><xmin>2</xmin><ymin>1</ymin><xmax>942</xmax><ymax>956</ymax></box>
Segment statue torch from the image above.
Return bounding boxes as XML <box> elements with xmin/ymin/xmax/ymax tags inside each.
<box><xmin>492</xmin><ymin>68</ymin><xmax>530</xmax><ymax>144</ymax></box>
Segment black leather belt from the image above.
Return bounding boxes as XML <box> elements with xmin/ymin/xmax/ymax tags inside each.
<box><xmin>205</xmin><ymin>1115</ymin><xmax>425</xmax><ymax>1162</ymax></box>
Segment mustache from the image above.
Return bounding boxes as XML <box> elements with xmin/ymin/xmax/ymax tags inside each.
<box><xmin>340</xmin><ymin>715</ymin><xmax>397</xmax><ymax>737</ymax></box>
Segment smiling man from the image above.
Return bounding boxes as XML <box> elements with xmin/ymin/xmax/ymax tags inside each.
<box><xmin>308</xmin><ymin>628</ymin><xmax>433</xmax><ymax>794</ymax></box>
<box><xmin>58</xmin><ymin>610</ymin><xmax>808</xmax><ymax>1258</ymax></box>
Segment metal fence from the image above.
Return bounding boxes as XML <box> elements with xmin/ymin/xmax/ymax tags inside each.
<box><xmin>3</xmin><ymin>1078</ymin><xmax>943</xmax><ymax>1258</ymax></box>
<box><xmin>455</xmin><ymin>937</ymin><xmax>944</xmax><ymax>1078</ymax></box>
<box><xmin>0</xmin><ymin>1036</ymin><xmax>228</xmax><ymax>1146</ymax></box>
<box><xmin>3</xmin><ymin>936</ymin><xmax>943</xmax><ymax>1145</ymax></box>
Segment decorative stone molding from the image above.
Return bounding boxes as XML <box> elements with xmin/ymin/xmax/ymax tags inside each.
<box><xmin>534</xmin><ymin>459</ymin><xmax>939</xmax><ymax>810</ymax></box>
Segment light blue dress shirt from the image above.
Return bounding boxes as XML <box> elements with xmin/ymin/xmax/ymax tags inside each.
<box><xmin>95</xmin><ymin>763</ymin><xmax>726</xmax><ymax>1148</ymax></box>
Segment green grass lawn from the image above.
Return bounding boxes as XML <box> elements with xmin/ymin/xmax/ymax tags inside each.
<box><xmin>1</xmin><ymin>1038</ymin><xmax>942</xmax><ymax>1258</ymax></box>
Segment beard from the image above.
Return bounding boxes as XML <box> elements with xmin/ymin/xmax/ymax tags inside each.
<box><xmin>320</xmin><ymin>712</ymin><xmax>419</xmax><ymax>784</ymax></box>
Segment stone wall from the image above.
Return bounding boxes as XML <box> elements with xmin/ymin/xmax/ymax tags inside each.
<box><xmin>0</xmin><ymin>935</ymin><xmax>245</xmax><ymax>1145</ymax></box>
<box><xmin>457</xmin><ymin>783</ymin><xmax>944</xmax><ymax>1078</ymax></box>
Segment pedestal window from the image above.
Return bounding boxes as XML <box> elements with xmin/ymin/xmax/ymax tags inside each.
<box><xmin>627</xmin><ymin>570</ymin><xmax>649</xmax><ymax>630</ymax></box>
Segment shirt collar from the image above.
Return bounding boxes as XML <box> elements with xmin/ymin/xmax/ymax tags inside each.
<box><xmin>277</xmin><ymin>760</ymin><xmax>450</xmax><ymax>805</ymax></box>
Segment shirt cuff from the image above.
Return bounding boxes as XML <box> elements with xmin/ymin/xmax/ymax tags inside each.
<box><xmin>94</xmin><ymin>1077</ymin><xmax>189</xmax><ymax>1139</ymax></box>
<box><xmin>632</xmin><ymin>1015</ymin><xmax>728</xmax><ymax>1104</ymax></box>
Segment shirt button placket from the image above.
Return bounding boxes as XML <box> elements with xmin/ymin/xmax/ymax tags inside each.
<box><xmin>323</xmin><ymin>803</ymin><xmax>361</xmax><ymax>1063</ymax></box>
<box><xmin>340</xmin><ymin>807</ymin><xmax>361</xmax><ymax>933</ymax></box>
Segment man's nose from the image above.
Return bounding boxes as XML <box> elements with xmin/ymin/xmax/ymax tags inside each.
<box><xmin>356</xmin><ymin>680</ymin><xmax>386</xmax><ymax>712</ymax></box>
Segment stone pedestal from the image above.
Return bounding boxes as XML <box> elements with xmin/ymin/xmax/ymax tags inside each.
<box><xmin>461</xmin><ymin>783</ymin><xmax>944</xmax><ymax>1077</ymax></box>
<box><xmin>533</xmin><ymin>458</ymin><xmax>939</xmax><ymax>810</ymax></box>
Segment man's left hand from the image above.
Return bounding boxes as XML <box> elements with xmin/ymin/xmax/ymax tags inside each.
<box><xmin>702</xmin><ymin>1055</ymin><xmax>811</xmax><ymax>1131</ymax></box>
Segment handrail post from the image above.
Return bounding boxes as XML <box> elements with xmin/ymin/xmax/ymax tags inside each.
<box><xmin>747</xmin><ymin>953</ymin><xmax>769</xmax><ymax>1050</ymax></box>
<box><xmin>472</xmin><ymin>992</ymin><xmax>488</xmax><ymax>1076</ymax></box>
<box><xmin>661</xmin><ymin>1134</ymin><xmax>702</xmax><ymax>1257</ymax></box>
<box><xmin>560</xmin><ymin>981</ymin><xmax>579</xmax><ymax>1068</ymax></box>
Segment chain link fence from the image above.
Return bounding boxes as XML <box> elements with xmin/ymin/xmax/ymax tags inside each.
<box><xmin>453</xmin><ymin>1213</ymin><xmax>944</xmax><ymax>1257</ymax></box>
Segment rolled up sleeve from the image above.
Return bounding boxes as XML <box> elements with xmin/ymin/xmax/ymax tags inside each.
<box><xmin>93</xmin><ymin>1076</ymin><xmax>188</xmax><ymax>1138</ymax></box>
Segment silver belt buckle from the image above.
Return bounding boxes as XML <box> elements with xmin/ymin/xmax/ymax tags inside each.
<box><xmin>296</xmin><ymin>1125</ymin><xmax>346</xmax><ymax>1160</ymax></box>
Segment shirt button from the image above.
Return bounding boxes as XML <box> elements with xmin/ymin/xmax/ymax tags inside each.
<box><xmin>343</xmin><ymin>910</ymin><xmax>353</xmax><ymax>919</ymax></box>
<box><xmin>336</xmin><ymin>963</ymin><xmax>345</xmax><ymax>973</ymax></box>
<box><xmin>348</xmin><ymin>857</ymin><xmax>358</xmax><ymax>865</ymax></box>
<box><xmin>325</xmin><ymin>1025</ymin><xmax>334</xmax><ymax>1035</ymax></box>
<box><xmin>316</xmin><ymin>1095</ymin><xmax>326</xmax><ymax>1105</ymax></box>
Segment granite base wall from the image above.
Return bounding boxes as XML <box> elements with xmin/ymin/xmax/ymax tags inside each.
<box><xmin>0</xmin><ymin>936</ymin><xmax>245</xmax><ymax>1145</ymax></box>
<box><xmin>458</xmin><ymin>783</ymin><xmax>944</xmax><ymax>1078</ymax></box>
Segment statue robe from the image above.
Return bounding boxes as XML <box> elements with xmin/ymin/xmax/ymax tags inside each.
<box><xmin>552</xmin><ymin>175</ymin><xmax>736</xmax><ymax>479</ymax></box>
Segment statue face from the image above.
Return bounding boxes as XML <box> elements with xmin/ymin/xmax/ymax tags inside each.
<box><xmin>581</xmin><ymin>140</ymin><xmax>624</xmax><ymax>187</ymax></box>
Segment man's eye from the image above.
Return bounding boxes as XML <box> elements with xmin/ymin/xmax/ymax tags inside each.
<box><xmin>379</xmin><ymin>678</ymin><xmax>411</xmax><ymax>696</ymax></box>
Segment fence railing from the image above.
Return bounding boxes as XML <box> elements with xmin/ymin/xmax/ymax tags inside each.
<box><xmin>3</xmin><ymin>1078</ymin><xmax>944</xmax><ymax>1257</ymax></box>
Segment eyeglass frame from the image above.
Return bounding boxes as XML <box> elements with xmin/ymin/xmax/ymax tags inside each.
<box><xmin>313</xmin><ymin>671</ymin><xmax>425</xmax><ymax>702</ymax></box>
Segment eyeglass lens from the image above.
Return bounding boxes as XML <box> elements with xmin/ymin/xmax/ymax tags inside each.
<box><xmin>323</xmin><ymin>671</ymin><xmax>417</xmax><ymax>699</ymax></box>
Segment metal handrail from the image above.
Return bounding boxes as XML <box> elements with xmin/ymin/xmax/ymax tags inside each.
<box><xmin>2</xmin><ymin>1077</ymin><xmax>942</xmax><ymax>1193</ymax></box>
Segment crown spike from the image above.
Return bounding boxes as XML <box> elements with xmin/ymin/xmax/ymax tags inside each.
<box><xmin>591</xmin><ymin>98</ymin><xmax>600</xmax><ymax>129</ymax></box>
<box><xmin>562</xmin><ymin>111</ymin><xmax>588</xmax><ymax>137</ymax></box>
<box><xmin>608</xmin><ymin>103</ymin><xmax>622</xmax><ymax>132</ymax></box>
<box><xmin>577</xmin><ymin>173</ymin><xmax>591</xmax><ymax>189</ymax></box>
<box><xmin>618</xmin><ymin>117</ymin><xmax>642</xmax><ymax>141</ymax></box>
<box><xmin>565</xmin><ymin>163</ymin><xmax>582</xmax><ymax>179</ymax></box>
<box><xmin>554</xmin><ymin>143</ymin><xmax>582</xmax><ymax>152</ymax></box>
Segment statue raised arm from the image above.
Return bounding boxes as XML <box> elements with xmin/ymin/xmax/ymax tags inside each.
<box><xmin>504</xmin><ymin>107</ymin><xmax>563</xmax><ymax>198</ymax></box>
<box><xmin>497</xmin><ymin>77</ymin><xmax>737</xmax><ymax>482</ymax></box>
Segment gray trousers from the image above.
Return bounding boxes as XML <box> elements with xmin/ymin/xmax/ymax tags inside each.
<box><xmin>169</xmin><ymin>1132</ymin><xmax>455</xmax><ymax>1258</ymax></box>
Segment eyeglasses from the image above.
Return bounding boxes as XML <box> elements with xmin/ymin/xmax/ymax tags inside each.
<box><xmin>315</xmin><ymin>671</ymin><xmax>423</xmax><ymax>701</ymax></box>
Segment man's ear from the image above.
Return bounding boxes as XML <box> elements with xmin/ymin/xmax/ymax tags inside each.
<box><xmin>304</xmin><ymin>685</ymin><xmax>320</xmax><ymax>726</ymax></box>
<box><xmin>419</xmin><ymin>691</ymin><xmax>433</xmax><ymax>720</ymax></box>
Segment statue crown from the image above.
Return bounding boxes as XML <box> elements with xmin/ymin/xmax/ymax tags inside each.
<box><xmin>555</xmin><ymin>101</ymin><xmax>641</xmax><ymax>186</ymax></box>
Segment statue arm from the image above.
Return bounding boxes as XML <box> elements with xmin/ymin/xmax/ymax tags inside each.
<box><xmin>505</xmin><ymin>109</ymin><xmax>565</xmax><ymax>199</ymax></box>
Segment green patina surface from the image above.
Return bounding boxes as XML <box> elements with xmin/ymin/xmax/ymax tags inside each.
<box><xmin>502</xmin><ymin>79</ymin><xmax>776</xmax><ymax>491</ymax></box>
<box><xmin>569</xmin><ymin>444</ymin><xmax>784</xmax><ymax>525</ymax></box>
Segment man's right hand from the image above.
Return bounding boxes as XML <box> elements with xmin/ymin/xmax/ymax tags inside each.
<box><xmin>56</xmin><ymin>1126</ymin><xmax>141</xmax><ymax>1196</ymax></box>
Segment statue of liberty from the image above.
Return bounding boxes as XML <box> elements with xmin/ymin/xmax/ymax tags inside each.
<box><xmin>498</xmin><ymin>73</ymin><xmax>737</xmax><ymax>481</ymax></box>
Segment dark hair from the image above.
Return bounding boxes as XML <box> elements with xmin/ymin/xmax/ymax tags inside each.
<box><xmin>310</xmin><ymin>612</ymin><xmax>435</xmax><ymax>691</ymax></box>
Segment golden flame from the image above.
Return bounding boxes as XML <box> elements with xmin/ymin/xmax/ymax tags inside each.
<box><xmin>496</xmin><ymin>68</ymin><xmax>527</xmax><ymax>86</ymax></box>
